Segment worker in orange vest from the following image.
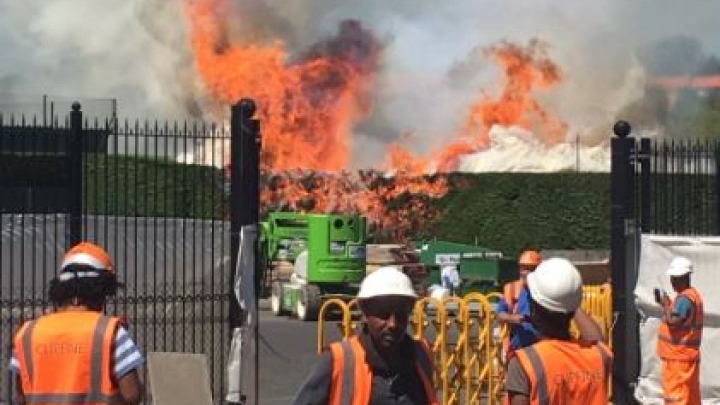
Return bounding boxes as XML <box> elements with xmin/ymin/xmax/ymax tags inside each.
<box><xmin>496</xmin><ymin>249</ymin><xmax>543</xmax><ymax>360</ymax></box>
<box><xmin>506</xmin><ymin>258</ymin><xmax>611</xmax><ymax>405</ymax></box>
<box><xmin>292</xmin><ymin>266</ymin><xmax>439</xmax><ymax>405</ymax></box>
<box><xmin>655</xmin><ymin>257</ymin><xmax>703</xmax><ymax>405</ymax></box>
<box><xmin>9</xmin><ymin>242</ymin><xmax>144</xmax><ymax>405</ymax></box>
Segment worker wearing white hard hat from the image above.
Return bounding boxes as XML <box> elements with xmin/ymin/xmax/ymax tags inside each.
<box><xmin>655</xmin><ymin>257</ymin><xmax>704</xmax><ymax>405</ymax></box>
<box><xmin>506</xmin><ymin>258</ymin><xmax>611</xmax><ymax>405</ymax></box>
<box><xmin>292</xmin><ymin>266</ymin><xmax>439</xmax><ymax>404</ymax></box>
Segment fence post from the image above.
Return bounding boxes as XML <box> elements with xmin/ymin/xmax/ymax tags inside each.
<box><xmin>67</xmin><ymin>102</ymin><xmax>83</xmax><ymax>248</ymax></box>
<box><xmin>715</xmin><ymin>143</ymin><xmax>720</xmax><ymax>235</ymax></box>
<box><xmin>229</xmin><ymin>98</ymin><xmax>260</xmax><ymax>405</ymax></box>
<box><xmin>639</xmin><ymin>138</ymin><xmax>652</xmax><ymax>233</ymax></box>
<box><xmin>610</xmin><ymin>121</ymin><xmax>639</xmax><ymax>403</ymax></box>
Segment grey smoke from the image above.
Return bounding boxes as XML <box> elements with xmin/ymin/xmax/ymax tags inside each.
<box><xmin>1</xmin><ymin>0</ymin><xmax>720</xmax><ymax>166</ymax></box>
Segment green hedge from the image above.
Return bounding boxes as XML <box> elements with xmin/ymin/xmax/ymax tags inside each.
<box><xmin>425</xmin><ymin>173</ymin><xmax>610</xmax><ymax>255</ymax></box>
<box><xmin>83</xmin><ymin>154</ymin><xmax>227</xmax><ymax>219</ymax></box>
<box><xmin>77</xmin><ymin>156</ymin><xmax>612</xmax><ymax>252</ymax></box>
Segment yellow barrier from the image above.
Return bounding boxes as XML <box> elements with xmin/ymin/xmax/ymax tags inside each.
<box><xmin>317</xmin><ymin>285</ymin><xmax>614</xmax><ymax>404</ymax></box>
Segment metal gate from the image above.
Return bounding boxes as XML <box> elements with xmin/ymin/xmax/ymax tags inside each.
<box><xmin>610</xmin><ymin>121</ymin><xmax>720</xmax><ymax>403</ymax></box>
<box><xmin>0</xmin><ymin>100</ymin><xmax>249</xmax><ymax>403</ymax></box>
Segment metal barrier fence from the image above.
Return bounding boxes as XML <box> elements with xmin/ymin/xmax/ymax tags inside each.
<box><xmin>318</xmin><ymin>285</ymin><xmax>614</xmax><ymax>405</ymax></box>
<box><xmin>0</xmin><ymin>102</ymin><xmax>238</xmax><ymax>403</ymax></box>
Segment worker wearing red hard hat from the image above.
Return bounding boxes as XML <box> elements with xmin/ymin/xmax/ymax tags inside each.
<box><xmin>506</xmin><ymin>258</ymin><xmax>611</xmax><ymax>404</ymax></box>
<box><xmin>9</xmin><ymin>242</ymin><xmax>145</xmax><ymax>405</ymax></box>
<box><xmin>292</xmin><ymin>266</ymin><xmax>439</xmax><ymax>405</ymax></box>
<box><xmin>496</xmin><ymin>249</ymin><xmax>543</xmax><ymax>361</ymax></box>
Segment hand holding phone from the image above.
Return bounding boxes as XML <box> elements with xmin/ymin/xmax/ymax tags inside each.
<box><xmin>653</xmin><ymin>288</ymin><xmax>664</xmax><ymax>305</ymax></box>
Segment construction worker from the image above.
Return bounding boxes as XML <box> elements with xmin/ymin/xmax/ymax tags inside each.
<box><xmin>655</xmin><ymin>257</ymin><xmax>703</xmax><ymax>404</ymax></box>
<box><xmin>506</xmin><ymin>258</ymin><xmax>611</xmax><ymax>405</ymax></box>
<box><xmin>496</xmin><ymin>249</ymin><xmax>543</xmax><ymax>359</ymax></box>
<box><xmin>292</xmin><ymin>266</ymin><xmax>439</xmax><ymax>405</ymax></box>
<box><xmin>9</xmin><ymin>242</ymin><xmax>144</xmax><ymax>405</ymax></box>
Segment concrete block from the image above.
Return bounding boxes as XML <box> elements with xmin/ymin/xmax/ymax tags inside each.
<box><xmin>147</xmin><ymin>352</ymin><xmax>213</xmax><ymax>405</ymax></box>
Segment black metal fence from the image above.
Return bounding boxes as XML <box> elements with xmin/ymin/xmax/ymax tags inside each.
<box><xmin>610</xmin><ymin>122</ymin><xmax>720</xmax><ymax>403</ymax></box>
<box><xmin>0</xmin><ymin>102</ymin><xmax>238</xmax><ymax>403</ymax></box>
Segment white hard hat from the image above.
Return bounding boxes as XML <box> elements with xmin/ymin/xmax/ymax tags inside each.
<box><xmin>526</xmin><ymin>257</ymin><xmax>583</xmax><ymax>313</ymax></box>
<box><xmin>667</xmin><ymin>257</ymin><xmax>693</xmax><ymax>277</ymax></box>
<box><xmin>358</xmin><ymin>266</ymin><xmax>417</xmax><ymax>300</ymax></box>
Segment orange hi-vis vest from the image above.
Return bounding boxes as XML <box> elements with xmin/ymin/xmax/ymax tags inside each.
<box><xmin>502</xmin><ymin>280</ymin><xmax>523</xmax><ymax>353</ymax></box>
<box><xmin>504</xmin><ymin>280</ymin><xmax>523</xmax><ymax>314</ymax></box>
<box><xmin>515</xmin><ymin>339</ymin><xmax>612</xmax><ymax>405</ymax></box>
<box><xmin>658</xmin><ymin>287</ymin><xmax>704</xmax><ymax>361</ymax></box>
<box><xmin>328</xmin><ymin>335</ymin><xmax>439</xmax><ymax>405</ymax></box>
<box><xmin>14</xmin><ymin>311</ymin><xmax>123</xmax><ymax>404</ymax></box>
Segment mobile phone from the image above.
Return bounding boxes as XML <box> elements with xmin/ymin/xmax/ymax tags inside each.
<box><xmin>653</xmin><ymin>288</ymin><xmax>663</xmax><ymax>305</ymax></box>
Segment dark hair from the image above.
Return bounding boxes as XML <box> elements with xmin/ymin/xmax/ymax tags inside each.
<box><xmin>47</xmin><ymin>264</ymin><xmax>123</xmax><ymax>309</ymax></box>
<box><xmin>528</xmin><ymin>294</ymin><xmax>574</xmax><ymax>340</ymax></box>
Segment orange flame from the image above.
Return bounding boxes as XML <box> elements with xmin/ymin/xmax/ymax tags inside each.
<box><xmin>387</xmin><ymin>40</ymin><xmax>568</xmax><ymax>173</ymax></box>
<box><xmin>464</xmin><ymin>39</ymin><xmax>567</xmax><ymax>149</ymax></box>
<box><xmin>185</xmin><ymin>2</ymin><xmax>566</xmax><ymax>239</ymax></box>
<box><xmin>185</xmin><ymin>0</ymin><xmax>379</xmax><ymax>171</ymax></box>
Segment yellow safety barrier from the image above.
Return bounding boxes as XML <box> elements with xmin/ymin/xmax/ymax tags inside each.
<box><xmin>317</xmin><ymin>285</ymin><xmax>614</xmax><ymax>405</ymax></box>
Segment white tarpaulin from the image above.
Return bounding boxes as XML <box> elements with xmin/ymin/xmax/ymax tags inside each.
<box><xmin>634</xmin><ymin>234</ymin><xmax>720</xmax><ymax>404</ymax></box>
<box><xmin>226</xmin><ymin>225</ymin><xmax>258</xmax><ymax>404</ymax></box>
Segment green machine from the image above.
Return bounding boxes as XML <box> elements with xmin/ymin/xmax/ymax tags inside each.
<box><xmin>418</xmin><ymin>241</ymin><xmax>518</xmax><ymax>295</ymax></box>
<box><xmin>261</xmin><ymin>212</ymin><xmax>367</xmax><ymax>321</ymax></box>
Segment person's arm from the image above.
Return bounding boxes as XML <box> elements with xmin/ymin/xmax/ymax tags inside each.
<box><xmin>113</xmin><ymin>326</ymin><xmax>145</xmax><ymax>404</ymax></box>
<box><xmin>117</xmin><ymin>370</ymin><xmax>143</xmax><ymax>405</ymax></box>
<box><xmin>9</xmin><ymin>345</ymin><xmax>25</xmax><ymax>404</ymax></box>
<box><xmin>291</xmin><ymin>352</ymin><xmax>333</xmax><ymax>405</ymax></box>
<box><xmin>506</xmin><ymin>356</ymin><xmax>531</xmax><ymax>405</ymax></box>
<box><xmin>663</xmin><ymin>296</ymin><xmax>691</xmax><ymax>328</ymax></box>
<box><xmin>574</xmin><ymin>308</ymin><xmax>605</xmax><ymax>343</ymax></box>
<box><xmin>511</xmin><ymin>394</ymin><xmax>531</xmax><ymax>405</ymax></box>
<box><xmin>496</xmin><ymin>298</ymin><xmax>523</xmax><ymax>325</ymax></box>
<box><xmin>14</xmin><ymin>373</ymin><xmax>25</xmax><ymax>405</ymax></box>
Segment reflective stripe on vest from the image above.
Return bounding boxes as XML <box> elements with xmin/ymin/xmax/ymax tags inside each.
<box><xmin>21</xmin><ymin>320</ymin><xmax>38</xmax><ymax>383</ymax></box>
<box><xmin>658</xmin><ymin>288</ymin><xmax>704</xmax><ymax>356</ymax></box>
<box><xmin>18</xmin><ymin>313</ymin><xmax>123</xmax><ymax>404</ymax></box>
<box><xmin>23</xmin><ymin>393</ymin><xmax>125</xmax><ymax>404</ymax></box>
<box><xmin>505</xmin><ymin>281</ymin><xmax>521</xmax><ymax>314</ymax></box>
<box><xmin>517</xmin><ymin>340</ymin><xmax>610</xmax><ymax>405</ymax></box>
<box><xmin>523</xmin><ymin>346</ymin><xmax>550</xmax><ymax>405</ymax></box>
<box><xmin>339</xmin><ymin>340</ymin><xmax>355</xmax><ymax>405</ymax></box>
<box><xmin>330</xmin><ymin>335</ymin><xmax>438</xmax><ymax>405</ymax></box>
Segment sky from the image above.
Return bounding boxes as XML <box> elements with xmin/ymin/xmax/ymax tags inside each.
<box><xmin>1</xmin><ymin>0</ymin><xmax>719</xmax><ymax>170</ymax></box>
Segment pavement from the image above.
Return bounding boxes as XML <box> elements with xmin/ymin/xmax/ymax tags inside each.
<box><xmin>258</xmin><ymin>302</ymin><xmax>346</xmax><ymax>405</ymax></box>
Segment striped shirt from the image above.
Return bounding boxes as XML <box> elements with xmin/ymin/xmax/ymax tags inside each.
<box><xmin>9</xmin><ymin>326</ymin><xmax>144</xmax><ymax>379</ymax></box>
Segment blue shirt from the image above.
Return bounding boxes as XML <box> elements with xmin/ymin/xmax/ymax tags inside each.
<box><xmin>496</xmin><ymin>286</ymin><xmax>540</xmax><ymax>350</ymax></box>
<box><xmin>673</xmin><ymin>295</ymin><xmax>693</xmax><ymax>319</ymax></box>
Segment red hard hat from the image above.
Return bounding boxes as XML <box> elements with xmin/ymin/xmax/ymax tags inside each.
<box><xmin>518</xmin><ymin>250</ymin><xmax>542</xmax><ymax>267</ymax></box>
<box><xmin>60</xmin><ymin>242</ymin><xmax>114</xmax><ymax>274</ymax></box>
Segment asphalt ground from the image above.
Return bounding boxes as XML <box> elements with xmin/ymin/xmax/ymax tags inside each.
<box><xmin>258</xmin><ymin>304</ymin><xmax>346</xmax><ymax>405</ymax></box>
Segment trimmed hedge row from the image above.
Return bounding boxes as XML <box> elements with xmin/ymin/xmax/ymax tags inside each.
<box><xmin>8</xmin><ymin>153</ymin><xmax>610</xmax><ymax>252</ymax></box>
<box><xmin>424</xmin><ymin>173</ymin><xmax>610</xmax><ymax>255</ymax></box>
<box><xmin>83</xmin><ymin>154</ymin><xmax>227</xmax><ymax>219</ymax></box>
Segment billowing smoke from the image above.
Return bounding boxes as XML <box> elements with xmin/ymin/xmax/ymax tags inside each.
<box><xmin>1</xmin><ymin>0</ymin><xmax>720</xmax><ymax>170</ymax></box>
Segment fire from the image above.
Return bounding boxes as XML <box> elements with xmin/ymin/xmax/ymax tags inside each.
<box><xmin>184</xmin><ymin>0</ymin><xmax>379</xmax><ymax>171</ymax></box>
<box><xmin>388</xmin><ymin>40</ymin><xmax>568</xmax><ymax>173</ymax></box>
<box><xmin>183</xmin><ymin>2</ymin><xmax>567</xmax><ymax>239</ymax></box>
<box><xmin>463</xmin><ymin>39</ymin><xmax>568</xmax><ymax>149</ymax></box>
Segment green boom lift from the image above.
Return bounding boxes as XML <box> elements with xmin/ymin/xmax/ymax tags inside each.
<box><xmin>260</xmin><ymin>212</ymin><xmax>367</xmax><ymax>321</ymax></box>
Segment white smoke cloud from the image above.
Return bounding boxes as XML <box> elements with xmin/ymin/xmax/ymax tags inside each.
<box><xmin>1</xmin><ymin>0</ymin><xmax>719</xmax><ymax>170</ymax></box>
